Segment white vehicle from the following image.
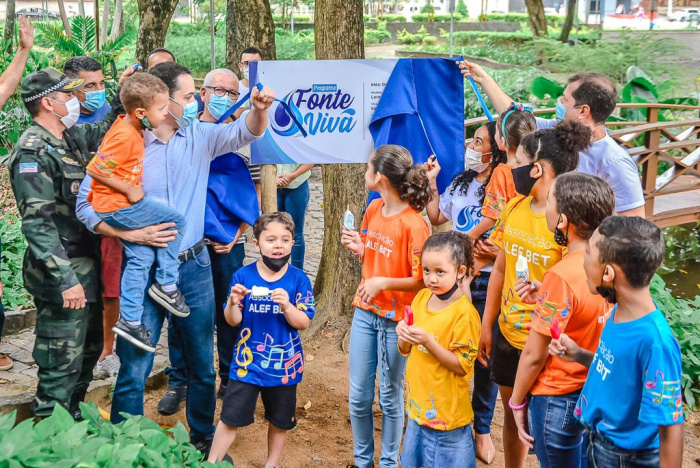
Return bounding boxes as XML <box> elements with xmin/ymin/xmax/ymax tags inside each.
<box><xmin>669</xmin><ymin>8</ymin><xmax>699</xmax><ymax>21</ymax></box>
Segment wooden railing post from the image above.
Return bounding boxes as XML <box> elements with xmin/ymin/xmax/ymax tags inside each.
<box><xmin>641</xmin><ymin>107</ymin><xmax>660</xmax><ymax>219</ymax></box>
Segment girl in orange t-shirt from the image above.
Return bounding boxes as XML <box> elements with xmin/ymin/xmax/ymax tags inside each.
<box><xmin>509</xmin><ymin>173</ymin><xmax>615</xmax><ymax>467</ymax></box>
<box><xmin>341</xmin><ymin>144</ymin><xmax>432</xmax><ymax>468</ymax></box>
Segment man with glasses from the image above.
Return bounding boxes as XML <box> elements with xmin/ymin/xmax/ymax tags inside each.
<box><xmin>64</xmin><ymin>56</ymin><xmax>111</xmax><ymax>124</ymax></box>
<box><xmin>236</xmin><ymin>47</ymin><xmax>263</xmax><ymax>105</ymax></box>
<box><xmin>7</xmin><ymin>66</ymin><xmax>133</xmax><ymax>418</ymax></box>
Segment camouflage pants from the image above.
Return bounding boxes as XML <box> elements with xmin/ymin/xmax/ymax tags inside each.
<box><xmin>31</xmin><ymin>298</ymin><xmax>103</xmax><ymax>418</ymax></box>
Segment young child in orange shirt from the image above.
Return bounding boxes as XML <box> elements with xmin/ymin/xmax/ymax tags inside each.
<box><xmin>509</xmin><ymin>173</ymin><xmax>616</xmax><ymax>467</ymax></box>
<box><xmin>86</xmin><ymin>73</ymin><xmax>187</xmax><ymax>352</ymax></box>
<box><xmin>341</xmin><ymin>144</ymin><xmax>432</xmax><ymax>468</ymax></box>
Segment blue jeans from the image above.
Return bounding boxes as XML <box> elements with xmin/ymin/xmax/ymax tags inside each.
<box><xmin>277</xmin><ymin>180</ymin><xmax>310</xmax><ymax>270</ymax></box>
<box><xmin>401</xmin><ymin>419</ymin><xmax>477</xmax><ymax>468</ymax></box>
<box><xmin>165</xmin><ymin>244</ymin><xmax>244</xmax><ymax>387</ymax></box>
<box><xmin>587</xmin><ymin>430</ymin><xmax>659</xmax><ymax>468</ymax></box>
<box><xmin>111</xmin><ymin>247</ymin><xmax>216</xmax><ymax>443</ymax></box>
<box><xmin>529</xmin><ymin>392</ymin><xmax>585</xmax><ymax>468</ymax></box>
<box><xmin>98</xmin><ymin>198</ymin><xmax>185</xmax><ymax>322</ymax></box>
<box><xmin>470</xmin><ymin>272</ymin><xmax>499</xmax><ymax>435</ymax></box>
<box><xmin>349</xmin><ymin>307</ymin><xmax>407</xmax><ymax>468</ymax></box>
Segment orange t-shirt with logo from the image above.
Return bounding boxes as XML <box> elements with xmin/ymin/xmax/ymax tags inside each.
<box><xmin>351</xmin><ymin>199</ymin><xmax>431</xmax><ymax>321</ymax></box>
<box><xmin>87</xmin><ymin>115</ymin><xmax>144</xmax><ymax>213</ymax></box>
<box><xmin>482</xmin><ymin>164</ymin><xmax>517</xmax><ymax>221</ymax></box>
<box><xmin>530</xmin><ymin>249</ymin><xmax>613</xmax><ymax>396</ymax></box>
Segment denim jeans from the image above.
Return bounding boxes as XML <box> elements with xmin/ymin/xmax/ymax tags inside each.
<box><xmin>470</xmin><ymin>272</ymin><xmax>499</xmax><ymax>435</ymax></box>
<box><xmin>166</xmin><ymin>244</ymin><xmax>244</xmax><ymax>388</ymax></box>
<box><xmin>529</xmin><ymin>392</ymin><xmax>585</xmax><ymax>468</ymax></box>
<box><xmin>587</xmin><ymin>430</ymin><xmax>660</xmax><ymax>468</ymax></box>
<box><xmin>349</xmin><ymin>307</ymin><xmax>407</xmax><ymax>468</ymax></box>
<box><xmin>277</xmin><ymin>180</ymin><xmax>310</xmax><ymax>270</ymax></box>
<box><xmin>400</xmin><ymin>419</ymin><xmax>477</xmax><ymax>468</ymax></box>
<box><xmin>98</xmin><ymin>198</ymin><xmax>186</xmax><ymax>322</ymax></box>
<box><xmin>111</xmin><ymin>247</ymin><xmax>216</xmax><ymax>443</ymax></box>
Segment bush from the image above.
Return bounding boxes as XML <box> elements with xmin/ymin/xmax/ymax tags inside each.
<box><xmin>275</xmin><ymin>30</ymin><xmax>315</xmax><ymax>60</ymax></box>
<box><xmin>397</xmin><ymin>25</ymin><xmax>434</xmax><ymax>45</ymax></box>
<box><xmin>456</xmin><ymin>0</ymin><xmax>469</xmax><ymax>18</ymax></box>
<box><xmin>365</xmin><ymin>21</ymin><xmax>393</xmax><ymax>44</ymax></box>
<box><xmin>484</xmin><ymin>12</ymin><xmax>566</xmax><ymax>27</ymax></box>
<box><xmin>412</xmin><ymin>13</ymin><xmax>462</xmax><ymax>22</ymax></box>
<box><xmin>0</xmin><ymin>403</ymin><xmax>232</xmax><ymax>467</ymax></box>
<box><xmin>377</xmin><ymin>14</ymin><xmax>407</xmax><ymax>22</ymax></box>
<box><xmin>272</xmin><ymin>15</ymin><xmax>312</xmax><ymax>23</ymax></box>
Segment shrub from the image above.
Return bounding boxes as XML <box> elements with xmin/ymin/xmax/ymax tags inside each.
<box><xmin>484</xmin><ymin>12</ymin><xmax>566</xmax><ymax>27</ymax></box>
<box><xmin>397</xmin><ymin>25</ymin><xmax>434</xmax><ymax>45</ymax></box>
<box><xmin>422</xmin><ymin>35</ymin><xmax>437</xmax><ymax>45</ymax></box>
<box><xmin>365</xmin><ymin>21</ymin><xmax>393</xmax><ymax>44</ymax></box>
<box><xmin>377</xmin><ymin>14</ymin><xmax>407</xmax><ymax>22</ymax></box>
<box><xmin>0</xmin><ymin>207</ymin><xmax>31</xmax><ymax>311</ymax></box>
<box><xmin>0</xmin><ymin>403</ymin><xmax>232</xmax><ymax>467</ymax></box>
<box><xmin>272</xmin><ymin>15</ymin><xmax>311</xmax><ymax>23</ymax></box>
<box><xmin>412</xmin><ymin>13</ymin><xmax>462</xmax><ymax>22</ymax></box>
<box><xmin>456</xmin><ymin>0</ymin><xmax>469</xmax><ymax>18</ymax></box>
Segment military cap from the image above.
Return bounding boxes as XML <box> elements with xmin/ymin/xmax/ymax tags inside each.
<box><xmin>21</xmin><ymin>67</ymin><xmax>84</xmax><ymax>103</ymax></box>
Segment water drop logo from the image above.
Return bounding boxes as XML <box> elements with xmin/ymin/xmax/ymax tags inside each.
<box><xmin>270</xmin><ymin>92</ymin><xmax>304</xmax><ymax>137</ymax></box>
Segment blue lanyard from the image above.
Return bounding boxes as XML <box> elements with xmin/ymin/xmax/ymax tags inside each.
<box><xmin>215</xmin><ymin>82</ymin><xmax>308</xmax><ymax>137</ymax></box>
<box><xmin>467</xmin><ymin>75</ymin><xmax>494</xmax><ymax>122</ymax></box>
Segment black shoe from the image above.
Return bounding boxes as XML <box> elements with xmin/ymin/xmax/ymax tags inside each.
<box><xmin>112</xmin><ymin>318</ymin><xmax>156</xmax><ymax>352</ymax></box>
<box><xmin>157</xmin><ymin>385</ymin><xmax>187</xmax><ymax>415</ymax></box>
<box><xmin>217</xmin><ymin>381</ymin><xmax>227</xmax><ymax>399</ymax></box>
<box><xmin>192</xmin><ymin>438</ymin><xmax>213</xmax><ymax>459</ymax></box>
<box><xmin>148</xmin><ymin>284</ymin><xmax>190</xmax><ymax>317</ymax></box>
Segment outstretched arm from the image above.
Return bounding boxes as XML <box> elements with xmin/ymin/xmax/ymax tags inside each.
<box><xmin>0</xmin><ymin>16</ymin><xmax>34</xmax><ymax>110</ymax></box>
<box><xmin>459</xmin><ymin>60</ymin><xmax>513</xmax><ymax>115</ymax></box>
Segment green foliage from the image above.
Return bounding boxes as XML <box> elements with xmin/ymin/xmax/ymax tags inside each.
<box><xmin>456</xmin><ymin>0</ymin><xmax>469</xmax><ymax>18</ymax></box>
<box><xmin>0</xmin><ymin>403</ymin><xmax>233</xmax><ymax>467</ymax></box>
<box><xmin>272</xmin><ymin>15</ymin><xmax>312</xmax><ymax>23</ymax></box>
<box><xmin>275</xmin><ymin>30</ymin><xmax>315</xmax><ymax>61</ymax></box>
<box><xmin>661</xmin><ymin>224</ymin><xmax>700</xmax><ymax>272</ymax></box>
<box><xmin>650</xmin><ymin>275</ymin><xmax>700</xmax><ymax>411</ymax></box>
<box><xmin>164</xmin><ymin>28</ymin><xmax>227</xmax><ymax>77</ymax></box>
<box><xmin>376</xmin><ymin>14</ymin><xmax>407</xmax><ymax>22</ymax></box>
<box><xmin>397</xmin><ymin>25</ymin><xmax>433</xmax><ymax>45</ymax></box>
<box><xmin>0</xmin><ymin>205</ymin><xmax>30</xmax><ymax>311</ymax></box>
<box><xmin>365</xmin><ymin>21</ymin><xmax>393</xmax><ymax>45</ymax></box>
<box><xmin>411</xmin><ymin>13</ymin><xmax>463</xmax><ymax>22</ymax></box>
<box><xmin>483</xmin><ymin>12</ymin><xmax>566</xmax><ymax>27</ymax></box>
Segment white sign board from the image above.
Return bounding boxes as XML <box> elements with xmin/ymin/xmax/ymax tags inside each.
<box><xmin>250</xmin><ymin>59</ymin><xmax>398</xmax><ymax>165</ymax></box>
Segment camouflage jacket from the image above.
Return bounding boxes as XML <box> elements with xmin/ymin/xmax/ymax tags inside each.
<box><xmin>8</xmin><ymin>103</ymin><xmax>122</xmax><ymax>304</ymax></box>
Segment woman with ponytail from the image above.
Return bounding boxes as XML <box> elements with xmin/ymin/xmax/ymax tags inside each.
<box><xmin>480</xmin><ymin>120</ymin><xmax>591</xmax><ymax>467</ymax></box>
<box><xmin>341</xmin><ymin>144</ymin><xmax>432</xmax><ymax>468</ymax></box>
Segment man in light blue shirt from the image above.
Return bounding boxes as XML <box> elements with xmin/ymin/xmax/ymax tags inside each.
<box><xmin>76</xmin><ymin>62</ymin><xmax>275</xmax><ymax>453</ymax></box>
<box><xmin>459</xmin><ymin>62</ymin><xmax>645</xmax><ymax>216</ymax></box>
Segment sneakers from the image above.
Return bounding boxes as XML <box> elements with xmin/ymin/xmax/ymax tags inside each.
<box><xmin>112</xmin><ymin>318</ymin><xmax>156</xmax><ymax>353</ymax></box>
<box><xmin>94</xmin><ymin>354</ymin><xmax>121</xmax><ymax>379</ymax></box>
<box><xmin>157</xmin><ymin>385</ymin><xmax>187</xmax><ymax>415</ymax></box>
<box><xmin>148</xmin><ymin>284</ymin><xmax>190</xmax><ymax>317</ymax></box>
<box><xmin>0</xmin><ymin>352</ymin><xmax>13</xmax><ymax>371</ymax></box>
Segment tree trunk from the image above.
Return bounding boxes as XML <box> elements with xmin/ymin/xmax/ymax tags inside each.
<box><xmin>78</xmin><ymin>0</ymin><xmax>86</xmax><ymax>17</ymax></box>
<box><xmin>110</xmin><ymin>0</ymin><xmax>123</xmax><ymax>41</ymax></box>
<box><xmin>559</xmin><ymin>0</ymin><xmax>577</xmax><ymax>42</ymax></box>
<box><xmin>4</xmin><ymin>0</ymin><xmax>16</xmax><ymax>52</ymax></box>
<box><xmin>310</xmin><ymin>0</ymin><xmax>365</xmax><ymax>334</ymax></box>
<box><xmin>136</xmin><ymin>0</ymin><xmax>179</xmax><ymax>66</ymax></box>
<box><xmin>101</xmin><ymin>0</ymin><xmax>110</xmax><ymax>46</ymax></box>
<box><xmin>524</xmin><ymin>0</ymin><xmax>548</xmax><ymax>36</ymax></box>
<box><xmin>57</xmin><ymin>0</ymin><xmax>72</xmax><ymax>37</ymax></box>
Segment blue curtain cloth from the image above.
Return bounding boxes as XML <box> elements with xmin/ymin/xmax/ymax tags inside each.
<box><xmin>204</xmin><ymin>153</ymin><xmax>260</xmax><ymax>244</ymax></box>
<box><xmin>367</xmin><ymin>57</ymin><xmax>465</xmax><ymax>206</ymax></box>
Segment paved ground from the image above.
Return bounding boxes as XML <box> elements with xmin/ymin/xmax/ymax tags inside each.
<box><xmin>0</xmin><ymin>168</ymin><xmax>327</xmax><ymax>418</ymax></box>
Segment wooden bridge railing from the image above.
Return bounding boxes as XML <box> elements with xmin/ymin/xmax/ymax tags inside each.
<box><xmin>464</xmin><ymin>103</ymin><xmax>700</xmax><ymax>228</ymax></box>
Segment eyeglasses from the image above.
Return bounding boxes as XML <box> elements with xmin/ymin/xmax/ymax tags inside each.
<box><xmin>204</xmin><ymin>86</ymin><xmax>240</xmax><ymax>100</ymax></box>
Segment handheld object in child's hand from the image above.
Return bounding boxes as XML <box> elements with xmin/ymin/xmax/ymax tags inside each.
<box><xmin>343</xmin><ymin>209</ymin><xmax>355</xmax><ymax>230</ymax></box>
<box><xmin>404</xmin><ymin>305</ymin><xmax>414</xmax><ymax>326</ymax></box>
<box><xmin>250</xmin><ymin>286</ymin><xmax>270</xmax><ymax>297</ymax></box>
<box><xmin>133</xmin><ymin>63</ymin><xmax>142</xmax><ymax>72</ymax></box>
<box><xmin>550</xmin><ymin>318</ymin><xmax>562</xmax><ymax>340</ymax></box>
<box><xmin>516</xmin><ymin>254</ymin><xmax>529</xmax><ymax>282</ymax></box>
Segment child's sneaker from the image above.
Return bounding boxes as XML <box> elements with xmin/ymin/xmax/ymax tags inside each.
<box><xmin>148</xmin><ymin>284</ymin><xmax>190</xmax><ymax>317</ymax></box>
<box><xmin>94</xmin><ymin>353</ymin><xmax>121</xmax><ymax>379</ymax></box>
<box><xmin>112</xmin><ymin>318</ymin><xmax>156</xmax><ymax>352</ymax></box>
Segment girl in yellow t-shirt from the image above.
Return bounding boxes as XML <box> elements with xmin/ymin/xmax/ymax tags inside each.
<box><xmin>397</xmin><ymin>231</ymin><xmax>481</xmax><ymax>468</ymax></box>
<box><xmin>480</xmin><ymin>120</ymin><xmax>593</xmax><ymax>468</ymax></box>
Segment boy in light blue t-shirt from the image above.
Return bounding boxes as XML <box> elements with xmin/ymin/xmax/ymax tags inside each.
<box><xmin>550</xmin><ymin>216</ymin><xmax>683</xmax><ymax>468</ymax></box>
<box><xmin>207</xmin><ymin>212</ymin><xmax>315</xmax><ymax>466</ymax></box>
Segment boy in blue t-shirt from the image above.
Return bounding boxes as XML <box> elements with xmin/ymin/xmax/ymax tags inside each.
<box><xmin>208</xmin><ymin>212</ymin><xmax>315</xmax><ymax>466</ymax></box>
<box><xmin>550</xmin><ymin>216</ymin><xmax>683</xmax><ymax>468</ymax></box>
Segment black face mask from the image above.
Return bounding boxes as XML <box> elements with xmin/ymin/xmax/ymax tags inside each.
<box><xmin>436</xmin><ymin>283</ymin><xmax>459</xmax><ymax>300</ymax></box>
<box><xmin>261</xmin><ymin>253</ymin><xmax>291</xmax><ymax>272</ymax></box>
<box><xmin>512</xmin><ymin>163</ymin><xmax>538</xmax><ymax>196</ymax></box>
<box><xmin>554</xmin><ymin>214</ymin><xmax>569</xmax><ymax>247</ymax></box>
<box><xmin>595</xmin><ymin>266</ymin><xmax>617</xmax><ymax>304</ymax></box>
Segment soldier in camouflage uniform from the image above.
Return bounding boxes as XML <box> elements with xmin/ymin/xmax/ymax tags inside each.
<box><xmin>7</xmin><ymin>67</ymin><xmax>131</xmax><ymax>418</ymax></box>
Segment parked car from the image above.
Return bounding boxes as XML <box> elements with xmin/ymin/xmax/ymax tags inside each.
<box><xmin>669</xmin><ymin>8</ymin><xmax>699</xmax><ymax>21</ymax></box>
<box><xmin>15</xmin><ymin>8</ymin><xmax>60</xmax><ymax>20</ymax></box>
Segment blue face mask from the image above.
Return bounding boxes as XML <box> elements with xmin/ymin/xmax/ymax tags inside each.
<box><xmin>207</xmin><ymin>94</ymin><xmax>236</xmax><ymax>121</ymax></box>
<box><xmin>169</xmin><ymin>98</ymin><xmax>199</xmax><ymax>128</ymax></box>
<box><xmin>555</xmin><ymin>99</ymin><xmax>579</xmax><ymax>121</ymax></box>
<box><xmin>82</xmin><ymin>89</ymin><xmax>106</xmax><ymax>112</ymax></box>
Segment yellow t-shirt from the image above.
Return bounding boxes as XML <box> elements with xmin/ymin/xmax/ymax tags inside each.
<box><xmin>489</xmin><ymin>196</ymin><xmax>563</xmax><ymax>349</ymax></box>
<box><xmin>401</xmin><ymin>289</ymin><xmax>481</xmax><ymax>431</ymax></box>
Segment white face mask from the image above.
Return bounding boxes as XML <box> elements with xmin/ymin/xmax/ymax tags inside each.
<box><xmin>50</xmin><ymin>96</ymin><xmax>81</xmax><ymax>129</ymax></box>
<box><xmin>243</xmin><ymin>66</ymin><xmax>250</xmax><ymax>81</ymax></box>
<box><xmin>465</xmin><ymin>147</ymin><xmax>491</xmax><ymax>173</ymax></box>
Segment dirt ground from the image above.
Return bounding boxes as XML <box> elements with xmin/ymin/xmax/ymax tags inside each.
<box><xmin>106</xmin><ymin>317</ymin><xmax>700</xmax><ymax>468</ymax></box>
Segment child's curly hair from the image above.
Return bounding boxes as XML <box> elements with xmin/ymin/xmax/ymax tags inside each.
<box><xmin>370</xmin><ymin>145</ymin><xmax>433</xmax><ymax>212</ymax></box>
<box><xmin>520</xmin><ymin>120</ymin><xmax>592</xmax><ymax>175</ymax></box>
<box><xmin>422</xmin><ymin>231</ymin><xmax>475</xmax><ymax>281</ymax></box>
